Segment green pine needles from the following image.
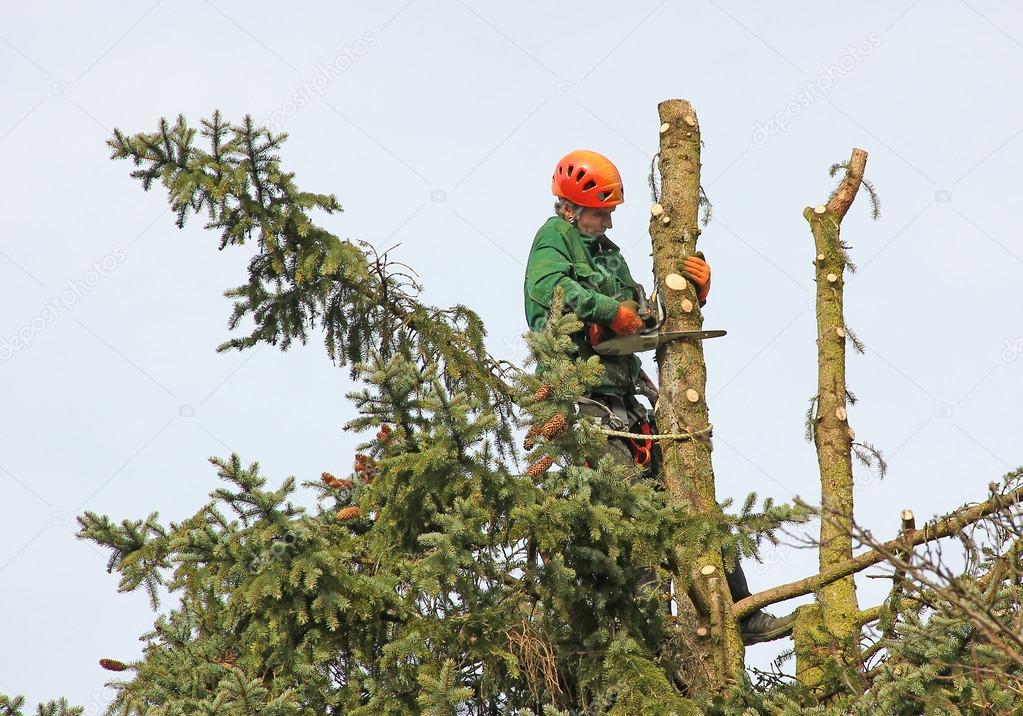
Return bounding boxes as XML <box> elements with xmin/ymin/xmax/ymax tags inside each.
<box><xmin>7</xmin><ymin>114</ymin><xmax>1023</xmax><ymax>715</ymax></box>
<box><xmin>77</xmin><ymin>109</ymin><xmax>722</xmax><ymax>712</ymax></box>
<box><xmin>71</xmin><ymin>297</ymin><xmax>704</xmax><ymax>713</ymax></box>
<box><xmin>107</xmin><ymin>111</ymin><xmax>517</xmax><ymax>457</ymax></box>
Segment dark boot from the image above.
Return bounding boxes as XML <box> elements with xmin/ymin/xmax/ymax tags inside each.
<box><xmin>738</xmin><ymin>609</ymin><xmax>796</xmax><ymax>645</ymax></box>
<box><xmin>725</xmin><ymin>553</ymin><xmax>795</xmax><ymax>644</ymax></box>
<box><xmin>724</xmin><ymin>554</ymin><xmax>753</xmax><ymax>601</ymax></box>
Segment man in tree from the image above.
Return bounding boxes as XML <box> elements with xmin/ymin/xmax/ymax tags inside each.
<box><xmin>523</xmin><ymin>149</ymin><xmax>794</xmax><ymax>644</ymax></box>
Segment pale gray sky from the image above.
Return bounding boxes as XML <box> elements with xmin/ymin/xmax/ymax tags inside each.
<box><xmin>2</xmin><ymin>1</ymin><xmax>1022</xmax><ymax>707</ymax></box>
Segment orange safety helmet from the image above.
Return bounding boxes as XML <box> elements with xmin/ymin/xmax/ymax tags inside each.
<box><xmin>551</xmin><ymin>149</ymin><xmax>624</xmax><ymax>208</ymax></box>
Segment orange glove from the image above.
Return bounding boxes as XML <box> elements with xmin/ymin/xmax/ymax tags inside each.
<box><xmin>610</xmin><ymin>300</ymin><xmax>644</xmax><ymax>336</ymax></box>
<box><xmin>682</xmin><ymin>251</ymin><xmax>711</xmax><ymax>305</ymax></box>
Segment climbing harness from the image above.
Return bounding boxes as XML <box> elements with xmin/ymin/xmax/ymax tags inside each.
<box><xmin>626</xmin><ymin>420</ymin><xmax>653</xmax><ymax>467</ymax></box>
<box><xmin>576</xmin><ymin>395</ymin><xmax>712</xmax><ymax>469</ymax></box>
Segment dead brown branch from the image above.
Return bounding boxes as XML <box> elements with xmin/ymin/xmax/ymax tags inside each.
<box><xmin>733</xmin><ymin>484</ymin><xmax>1023</xmax><ymax>619</ymax></box>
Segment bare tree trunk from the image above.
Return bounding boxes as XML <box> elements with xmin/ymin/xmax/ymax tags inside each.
<box><xmin>650</xmin><ymin>99</ymin><xmax>743</xmax><ymax>693</ymax></box>
<box><xmin>796</xmin><ymin>148</ymin><xmax>868</xmax><ymax>687</ymax></box>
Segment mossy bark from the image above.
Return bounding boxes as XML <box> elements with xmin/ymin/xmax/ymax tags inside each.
<box><xmin>792</xmin><ymin>604</ymin><xmax>829</xmax><ymax>687</ymax></box>
<box><xmin>650</xmin><ymin>99</ymin><xmax>744</xmax><ymax>693</ymax></box>
<box><xmin>795</xmin><ymin>148</ymin><xmax>868</xmax><ymax>689</ymax></box>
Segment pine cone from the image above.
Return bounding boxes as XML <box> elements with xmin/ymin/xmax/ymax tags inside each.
<box><xmin>523</xmin><ymin>424</ymin><xmax>540</xmax><ymax>451</ymax></box>
<box><xmin>213</xmin><ymin>649</ymin><xmax>237</xmax><ymax>667</ymax></box>
<box><xmin>376</xmin><ymin>423</ymin><xmax>392</xmax><ymax>442</ymax></box>
<box><xmin>99</xmin><ymin>658</ymin><xmax>128</xmax><ymax>672</ymax></box>
<box><xmin>321</xmin><ymin>472</ymin><xmax>341</xmax><ymax>488</ymax></box>
<box><xmin>540</xmin><ymin>413</ymin><xmax>568</xmax><ymax>440</ymax></box>
<box><xmin>354</xmin><ymin>454</ymin><xmax>378</xmax><ymax>483</ymax></box>
<box><xmin>527</xmin><ymin>454</ymin><xmax>555</xmax><ymax>477</ymax></box>
<box><xmin>533</xmin><ymin>384</ymin><xmax>553</xmax><ymax>402</ymax></box>
<box><xmin>322</xmin><ymin>472</ymin><xmax>353</xmax><ymax>490</ymax></box>
<box><xmin>336</xmin><ymin>506</ymin><xmax>361</xmax><ymax>521</ymax></box>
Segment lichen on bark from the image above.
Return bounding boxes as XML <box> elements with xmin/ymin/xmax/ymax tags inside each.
<box><xmin>650</xmin><ymin>99</ymin><xmax>744</xmax><ymax>692</ymax></box>
<box><xmin>796</xmin><ymin>148</ymin><xmax>869</xmax><ymax>688</ymax></box>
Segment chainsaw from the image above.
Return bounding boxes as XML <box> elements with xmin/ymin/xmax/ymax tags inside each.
<box><xmin>587</xmin><ymin>284</ymin><xmax>726</xmax><ymax>357</ymax></box>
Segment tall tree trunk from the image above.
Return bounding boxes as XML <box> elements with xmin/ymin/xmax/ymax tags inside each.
<box><xmin>650</xmin><ymin>99</ymin><xmax>744</xmax><ymax>693</ymax></box>
<box><xmin>796</xmin><ymin>148</ymin><xmax>868</xmax><ymax>688</ymax></box>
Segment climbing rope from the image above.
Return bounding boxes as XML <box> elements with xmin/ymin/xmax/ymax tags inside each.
<box><xmin>594</xmin><ymin>424</ymin><xmax>713</xmax><ymax>442</ymax></box>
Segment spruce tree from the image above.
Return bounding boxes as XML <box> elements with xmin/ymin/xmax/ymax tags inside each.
<box><xmin>76</xmin><ymin>112</ymin><xmax>745</xmax><ymax>714</ymax></box>
<box><xmin>5</xmin><ymin>110</ymin><xmax>1023</xmax><ymax>715</ymax></box>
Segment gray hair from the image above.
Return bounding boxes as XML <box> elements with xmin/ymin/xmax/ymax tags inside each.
<box><xmin>554</xmin><ymin>197</ymin><xmax>584</xmax><ymax>222</ymax></box>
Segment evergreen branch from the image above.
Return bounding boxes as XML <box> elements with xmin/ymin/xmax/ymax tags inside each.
<box><xmin>852</xmin><ymin>441</ymin><xmax>888</xmax><ymax>482</ymax></box>
<box><xmin>109</xmin><ymin>112</ymin><xmax>521</xmax><ymax>456</ymax></box>
<box><xmin>804</xmin><ymin>394</ymin><xmax>818</xmax><ymax>443</ymax></box>
<box><xmin>845</xmin><ymin>325</ymin><xmax>866</xmax><ymax>355</ymax></box>
<box><xmin>698</xmin><ymin>185</ymin><xmax>713</xmax><ymax>227</ymax></box>
<box><xmin>648</xmin><ymin>152</ymin><xmax>661</xmax><ymax>203</ymax></box>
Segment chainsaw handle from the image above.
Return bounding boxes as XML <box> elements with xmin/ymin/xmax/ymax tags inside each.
<box><xmin>588</xmin><ymin>282</ymin><xmax>666</xmax><ymax>348</ymax></box>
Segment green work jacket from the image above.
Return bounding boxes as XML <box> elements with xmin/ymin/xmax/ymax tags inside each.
<box><xmin>523</xmin><ymin>216</ymin><xmax>644</xmax><ymax>397</ymax></box>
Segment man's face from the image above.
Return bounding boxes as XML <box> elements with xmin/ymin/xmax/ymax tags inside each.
<box><xmin>574</xmin><ymin>206</ymin><xmax>615</xmax><ymax>237</ymax></box>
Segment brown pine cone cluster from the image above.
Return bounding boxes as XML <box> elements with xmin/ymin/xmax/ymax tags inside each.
<box><xmin>540</xmin><ymin>413</ymin><xmax>567</xmax><ymax>440</ymax></box>
<box><xmin>321</xmin><ymin>472</ymin><xmax>354</xmax><ymax>490</ymax></box>
<box><xmin>527</xmin><ymin>454</ymin><xmax>555</xmax><ymax>477</ymax></box>
<box><xmin>376</xmin><ymin>423</ymin><xmax>392</xmax><ymax>443</ymax></box>
<box><xmin>99</xmin><ymin>658</ymin><xmax>128</xmax><ymax>672</ymax></box>
<box><xmin>354</xmin><ymin>454</ymin><xmax>378</xmax><ymax>483</ymax></box>
<box><xmin>336</xmin><ymin>506</ymin><xmax>361</xmax><ymax>521</ymax></box>
<box><xmin>533</xmin><ymin>384</ymin><xmax>553</xmax><ymax>402</ymax></box>
<box><xmin>213</xmin><ymin>649</ymin><xmax>237</xmax><ymax>667</ymax></box>
<box><xmin>523</xmin><ymin>424</ymin><xmax>541</xmax><ymax>451</ymax></box>
<box><xmin>523</xmin><ymin>413</ymin><xmax>568</xmax><ymax>450</ymax></box>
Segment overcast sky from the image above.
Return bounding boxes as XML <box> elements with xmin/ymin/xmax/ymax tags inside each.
<box><xmin>2</xmin><ymin>0</ymin><xmax>1022</xmax><ymax>708</ymax></box>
